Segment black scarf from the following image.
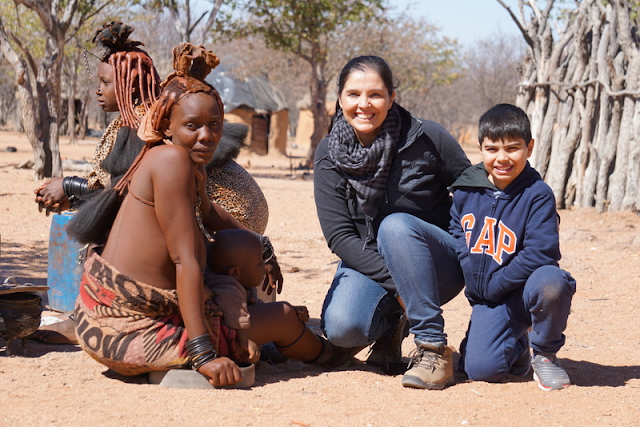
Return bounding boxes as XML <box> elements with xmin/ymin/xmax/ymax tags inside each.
<box><xmin>328</xmin><ymin>103</ymin><xmax>401</xmax><ymax>243</ymax></box>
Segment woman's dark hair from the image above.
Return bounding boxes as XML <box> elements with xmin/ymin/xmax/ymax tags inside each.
<box><xmin>478</xmin><ymin>103</ymin><xmax>532</xmax><ymax>145</ymax></box>
<box><xmin>328</xmin><ymin>55</ymin><xmax>398</xmax><ymax>132</ymax></box>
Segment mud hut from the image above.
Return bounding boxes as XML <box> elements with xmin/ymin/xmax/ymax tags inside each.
<box><xmin>208</xmin><ymin>70</ymin><xmax>289</xmax><ymax>155</ymax></box>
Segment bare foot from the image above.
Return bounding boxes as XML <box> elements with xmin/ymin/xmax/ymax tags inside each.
<box><xmin>31</xmin><ymin>318</ymin><xmax>78</xmax><ymax>345</ymax></box>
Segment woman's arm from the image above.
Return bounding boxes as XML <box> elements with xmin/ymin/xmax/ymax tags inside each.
<box><xmin>314</xmin><ymin>140</ymin><xmax>395</xmax><ymax>289</ymax></box>
<box><xmin>152</xmin><ymin>147</ymin><xmax>242</xmax><ymax>386</ymax></box>
<box><xmin>421</xmin><ymin>120</ymin><xmax>471</xmax><ymax>185</ymax></box>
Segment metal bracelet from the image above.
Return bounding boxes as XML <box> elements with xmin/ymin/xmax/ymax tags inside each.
<box><xmin>186</xmin><ymin>334</ymin><xmax>219</xmax><ymax>370</ymax></box>
<box><xmin>62</xmin><ymin>176</ymin><xmax>90</xmax><ymax>201</ymax></box>
<box><xmin>190</xmin><ymin>350</ymin><xmax>219</xmax><ymax>370</ymax></box>
<box><xmin>256</xmin><ymin>234</ymin><xmax>275</xmax><ymax>263</ymax></box>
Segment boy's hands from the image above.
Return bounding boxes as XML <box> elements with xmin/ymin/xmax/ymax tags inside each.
<box><xmin>198</xmin><ymin>357</ymin><xmax>242</xmax><ymax>387</ymax></box>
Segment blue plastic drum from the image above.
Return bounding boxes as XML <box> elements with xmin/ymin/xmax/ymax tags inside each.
<box><xmin>47</xmin><ymin>212</ymin><xmax>85</xmax><ymax>312</ymax></box>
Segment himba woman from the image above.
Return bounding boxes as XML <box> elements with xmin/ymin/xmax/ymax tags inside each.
<box><xmin>33</xmin><ymin>22</ymin><xmax>277</xmax><ymax>345</ymax></box>
<box><xmin>68</xmin><ymin>43</ymin><xmax>350</xmax><ymax>387</ymax></box>
<box><xmin>35</xmin><ymin>21</ymin><xmax>160</xmax><ymax>213</ymax></box>
<box><xmin>31</xmin><ymin>22</ymin><xmax>160</xmax><ymax>344</ymax></box>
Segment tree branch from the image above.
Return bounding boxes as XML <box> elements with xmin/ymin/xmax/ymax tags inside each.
<box><xmin>518</xmin><ymin>77</ymin><xmax>640</xmax><ymax>96</ymax></box>
<box><xmin>496</xmin><ymin>0</ymin><xmax>535</xmax><ymax>47</ymax></box>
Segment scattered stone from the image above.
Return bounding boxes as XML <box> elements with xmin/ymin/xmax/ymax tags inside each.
<box><xmin>148</xmin><ymin>363</ymin><xmax>255</xmax><ymax>389</ymax></box>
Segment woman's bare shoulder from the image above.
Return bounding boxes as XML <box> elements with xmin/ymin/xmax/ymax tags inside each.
<box><xmin>141</xmin><ymin>145</ymin><xmax>193</xmax><ymax>174</ymax></box>
<box><xmin>145</xmin><ymin>144</ymin><xmax>189</xmax><ymax>161</ymax></box>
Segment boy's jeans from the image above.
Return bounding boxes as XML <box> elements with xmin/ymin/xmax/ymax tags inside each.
<box><xmin>460</xmin><ymin>265</ymin><xmax>576</xmax><ymax>382</ymax></box>
<box><xmin>321</xmin><ymin>212</ymin><xmax>465</xmax><ymax>348</ymax></box>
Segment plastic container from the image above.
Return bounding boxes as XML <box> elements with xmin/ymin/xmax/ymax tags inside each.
<box><xmin>47</xmin><ymin>212</ymin><xmax>85</xmax><ymax>312</ymax></box>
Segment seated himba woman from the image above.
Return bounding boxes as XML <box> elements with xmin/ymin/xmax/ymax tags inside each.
<box><xmin>33</xmin><ymin>22</ymin><xmax>274</xmax><ymax>345</ymax></box>
<box><xmin>67</xmin><ymin>43</ymin><xmax>351</xmax><ymax>387</ymax></box>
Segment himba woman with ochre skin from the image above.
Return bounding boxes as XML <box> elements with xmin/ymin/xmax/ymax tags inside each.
<box><xmin>34</xmin><ymin>21</ymin><xmax>160</xmax><ymax>214</ymax></box>
<box><xmin>314</xmin><ymin>55</ymin><xmax>471</xmax><ymax>389</ymax></box>
<box><xmin>31</xmin><ymin>22</ymin><xmax>160</xmax><ymax>345</ymax></box>
<box><xmin>32</xmin><ymin>22</ymin><xmax>280</xmax><ymax>345</ymax></box>
<box><xmin>68</xmin><ymin>44</ymin><xmax>351</xmax><ymax>387</ymax></box>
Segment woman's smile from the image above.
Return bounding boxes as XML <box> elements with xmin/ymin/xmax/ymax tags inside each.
<box><xmin>339</xmin><ymin>70</ymin><xmax>395</xmax><ymax>147</ymax></box>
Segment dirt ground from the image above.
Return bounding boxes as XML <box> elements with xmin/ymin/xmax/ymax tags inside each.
<box><xmin>1</xmin><ymin>130</ymin><xmax>639</xmax><ymax>426</ymax></box>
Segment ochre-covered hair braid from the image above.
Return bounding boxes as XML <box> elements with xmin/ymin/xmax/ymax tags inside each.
<box><xmin>113</xmin><ymin>43</ymin><xmax>223</xmax><ymax>195</ymax></box>
<box><xmin>93</xmin><ymin>22</ymin><xmax>160</xmax><ymax>128</ymax></box>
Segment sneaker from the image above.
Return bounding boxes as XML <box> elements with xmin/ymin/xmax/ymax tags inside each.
<box><xmin>508</xmin><ymin>334</ymin><xmax>531</xmax><ymax>377</ymax></box>
<box><xmin>367</xmin><ymin>313</ymin><xmax>410</xmax><ymax>374</ymax></box>
<box><xmin>401</xmin><ymin>343</ymin><xmax>454</xmax><ymax>390</ymax></box>
<box><xmin>531</xmin><ymin>353</ymin><xmax>570</xmax><ymax>391</ymax></box>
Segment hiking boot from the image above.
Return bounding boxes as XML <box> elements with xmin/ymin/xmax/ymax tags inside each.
<box><xmin>367</xmin><ymin>313</ymin><xmax>410</xmax><ymax>374</ymax></box>
<box><xmin>531</xmin><ymin>353</ymin><xmax>570</xmax><ymax>391</ymax></box>
<box><xmin>401</xmin><ymin>343</ymin><xmax>454</xmax><ymax>390</ymax></box>
<box><xmin>509</xmin><ymin>334</ymin><xmax>531</xmax><ymax>377</ymax></box>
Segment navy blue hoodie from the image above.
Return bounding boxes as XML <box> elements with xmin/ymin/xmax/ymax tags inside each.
<box><xmin>449</xmin><ymin>162</ymin><xmax>561</xmax><ymax>305</ymax></box>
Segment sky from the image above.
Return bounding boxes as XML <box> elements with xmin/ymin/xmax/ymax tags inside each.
<box><xmin>390</xmin><ymin>0</ymin><xmax>522</xmax><ymax>46</ymax></box>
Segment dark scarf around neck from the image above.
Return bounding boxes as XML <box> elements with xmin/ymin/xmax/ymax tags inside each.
<box><xmin>328</xmin><ymin>103</ymin><xmax>401</xmax><ymax>243</ymax></box>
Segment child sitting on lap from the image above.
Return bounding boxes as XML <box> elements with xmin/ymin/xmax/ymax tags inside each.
<box><xmin>449</xmin><ymin>103</ymin><xmax>576</xmax><ymax>391</ymax></box>
<box><xmin>206</xmin><ymin>229</ymin><xmax>309</xmax><ymax>324</ymax></box>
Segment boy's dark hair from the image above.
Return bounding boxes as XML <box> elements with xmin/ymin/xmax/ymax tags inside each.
<box><xmin>478</xmin><ymin>103</ymin><xmax>532</xmax><ymax>145</ymax></box>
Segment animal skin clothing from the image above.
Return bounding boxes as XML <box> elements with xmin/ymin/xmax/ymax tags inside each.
<box><xmin>449</xmin><ymin>162</ymin><xmax>575</xmax><ymax>381</ymax></box>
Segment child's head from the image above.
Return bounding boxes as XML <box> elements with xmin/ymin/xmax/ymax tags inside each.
<box><xmin>93</xmin><ymin>22</ymin><xmax>160</xmax><ymax>127</ymax></box>
<box><xmin>477</xmin><ymin>104</ymin><xmax>534</xmax><ymax>190</ymax></box>
<box><xmin>206</xmin><ymin>229</ymin><xmax>266</xmax><ymax>288</ymax></box>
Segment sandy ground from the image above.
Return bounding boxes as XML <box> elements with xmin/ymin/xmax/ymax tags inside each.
<box><xmin>0</xmin><ymin>130</ymin><xmax>639</xmax><ymax>426</ymax></box>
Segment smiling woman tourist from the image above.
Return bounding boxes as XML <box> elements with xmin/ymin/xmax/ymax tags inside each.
<box><xmin>313</xmin><ymin>55</ymin><xmax>471</xmax><ymax>390</ymax></box>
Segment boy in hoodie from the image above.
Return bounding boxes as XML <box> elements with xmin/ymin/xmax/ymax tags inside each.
<box><xmin>449</xmin><ymin>104</ymin><xmax>576</xmax><ymax>391</ymax></box>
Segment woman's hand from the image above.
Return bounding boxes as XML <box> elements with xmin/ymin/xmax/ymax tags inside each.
<box><xmin>262</xmin><ymin>257</ymin><xmax>284</xmax><ymax>295</ymax></box>
<box><xmin>198</xmin><ymin>356</ymin><xmax>243</xmax><ymax>387</ymax></box>
<box><xmin>34</xmin><ymin>178</ymin><xmax>69</xmax><ymax>215</ymax></box>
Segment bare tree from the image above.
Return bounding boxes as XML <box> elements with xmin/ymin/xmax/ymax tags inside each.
<box><xmin>0</xmin><ymin>58</ymin><xmax>17</xmax><ymax>127</ymax></box>
<box><xmin>498</xmin><ymin>0</ymin><xmax>640</xmax><ymax>212</ymax></box>
<box><xmin>139</xmin><ymin>0</ymin><xmax>224</xmax><ymax>44</ymax></box>
<box><xmin>463</xmin><ymin>30</ymin><xmax>525</xmax><ymax>114</ymax></box>
<box><xmin>0</xmin><ymin>1</ymin><xmax>109</xmax><ymax>179</ymax></box>
<box><xmin>418</xmin><ymin>30</ymin><xmax>524</xmax><ymax>142</ymax></box>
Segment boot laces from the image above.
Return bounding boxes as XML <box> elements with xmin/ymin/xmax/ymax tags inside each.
<box><xmin>407</xmin><ymin>347</ymin><xmax>442</xmax><ymax>373</ymax></box>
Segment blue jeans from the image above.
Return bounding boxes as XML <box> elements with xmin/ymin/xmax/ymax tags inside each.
<box><xmin>321</xmin><ymin>212</ymin><xmax>465</xmax><ymax>348</ymax></box>
<box><xmin>460</xmin><ymin>265</ymin><xmax>576</xmax><ymax>382</ymax></box>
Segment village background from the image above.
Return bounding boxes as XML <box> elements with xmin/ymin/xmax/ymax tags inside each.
<box><xmin>1</xmin><ymin>1</ymin><xmax>640</xmax><ymax>426</ymax></box>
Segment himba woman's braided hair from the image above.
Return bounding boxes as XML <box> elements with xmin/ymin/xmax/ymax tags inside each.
<box><xmin>114</xmin><ymin>43</ymin><xmax>223</xmax><ymax>195</ymax></box>
<box><xmin>68</xmin><ymin>43</ymin><xmax>222</xmax><ymax>246</ymax></box>
<box><xmin>93</xmin><ymin>21</ymin><xmax>160</xmax><ymax>128</ymax></box>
